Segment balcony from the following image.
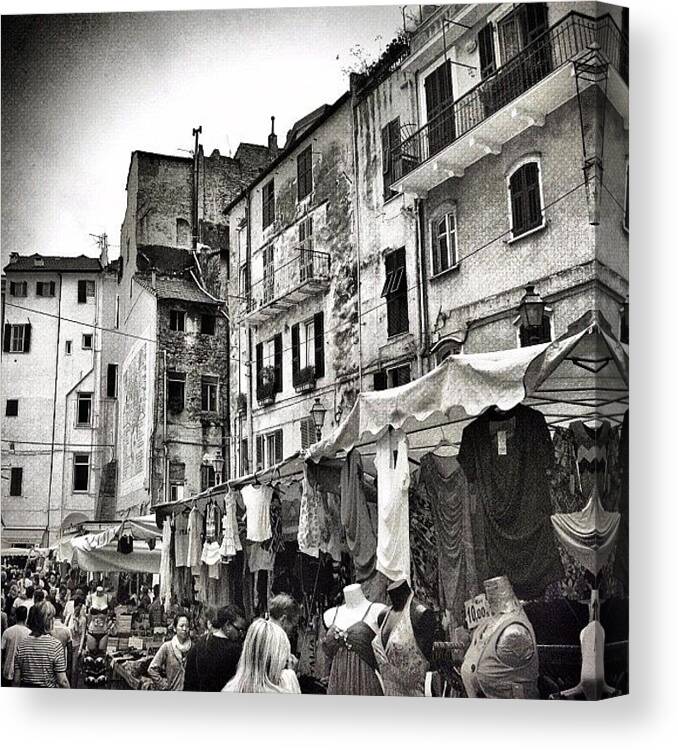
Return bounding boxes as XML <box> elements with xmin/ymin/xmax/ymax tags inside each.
<box><xmin>239</xmin><ymin>249</ymin><xmax>330</xmax><ymax>325</ymax></box>
<box><xmin>391</xmin><ymin>12</ymin><xmax>628</xmax><ymax>196</ymax></box>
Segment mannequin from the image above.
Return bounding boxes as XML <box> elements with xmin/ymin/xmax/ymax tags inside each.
<box><xmin>461</xmin><ymin>576</ymin><xmax>539</xmax><ymax>699</ymax></box>
<box><xmin>322</xmin><ymin>584</ymin><xmax>386</xmax><ymax>696</ymax></box>
<box><xmin>372</xmin><ymin>579</ymin><xmax>436</xmax><ymax>697</ymax></box>
<box><xmin>323</xmin><ymin>583</ymin><xmax>385</xmax><ymax>632</ymax></box>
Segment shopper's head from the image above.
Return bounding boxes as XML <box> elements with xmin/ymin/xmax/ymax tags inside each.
<box><xmin>268</xmin><ymin>593</ymin><xmax>301</xmax><ymax>641</ymax></box>
<box><xmin>53</xmin><ymin>601</ymin><xmax>64</xmax><ymax>621</ymax></box>
<box><xmin>174</xmin><ymin>614</ymin><xmax>190</xmax><ymax>643</ymax></box>
<box><xmin>213</xmin><ymin>604</ymin><xmax>247</xmax><ymax>641</ymax></box>
<box><xmin>33</xmin><ymin>589</ymin><xmax>45</xmax><ymax>604</ymax></box>
<box><xmin>227</xmin><ymin>619</ymin><xmax>291</xmax><ymax>693</ymax></box>
<box><xmin>14</xmin><ymin>605</ymin><xmax>28</xmax><ymax>624</ymax></box>
<box><xmin>29</xmin><ymin>600</ymin><xmax>55</xmax><ymax>635</ymax></box>
<box><xmin>25</xmin><ymin>585</ymin><xmax>34</xmax><ymax>600</ymax></box>
<box><xmin>152</xmin><ymin>584</ymin><xmax>160</xmax><ymax>599</ymax></box>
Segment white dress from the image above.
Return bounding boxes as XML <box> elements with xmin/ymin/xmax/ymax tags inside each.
<box><xmin>241</xmin><ymin>485</ymin><xmax>273</xmax><ymax>542</ymax></box>
<box><xmin>374</xmin><ymin>430</ymin><xmax>411</xmax><ymax>582</ymax></box>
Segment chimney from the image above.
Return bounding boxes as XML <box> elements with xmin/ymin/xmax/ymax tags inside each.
<box><xmin>9</xmin><ymin>252</ymin><xmax>19</xmax><ymax>264</ymax></box>
<box><xmin>268</xmin><ymin>116</ymin><xmax>278</xmax><ymax>158</ymax></box>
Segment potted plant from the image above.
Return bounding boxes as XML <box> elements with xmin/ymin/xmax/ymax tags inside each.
<box><xmin>236</xmin><ymin>393</ymin><xmax>247</xmax><ymax>415</ymax></box>
<box><xmin>294</xmin><ymin>365</ymin><xmax>316</xmax><ymax>393</ymax></box>
<box><xmin>257</xmin><ymin>366</ymin><xmax>277</xmax><ymax>405</ymax></box>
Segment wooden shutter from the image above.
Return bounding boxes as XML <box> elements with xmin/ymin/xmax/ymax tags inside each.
<box><xmin>313</xmin><ymin>311</ymin><xmax>325</xmax><ymax>378</ymax></box>
<box><xmin>274</xmin><ymin>333</ymin><xmax>283</xmax><ymax>393</ymax></box>
<box><xmin>274</xmin><ymin>430</ymin><xmax>283</xmax><ymax>464</ymax></box>
<box><xmin>291</xmin><ymin>323</ymin><xmax>300</xmax><ymax>385</ymax></box>
<box><xmin>522</xmin><ymin>2</ymin><xmax>548</xmax><ymax>44</ymax></box>
<box><xmin>510</xmin><ymin>167</ymin><xmax>527</xmax><ymax>235</ymax></box>
<box><xmin>524</xmin><ymin>162</ymin><xmax>541</xmax><ymax>230</ymax></box>
<box><xmin>373</xmin><ymin>370</ymin><xmax>387</xmax><ymax>391</ymax></box>
<box><xmin>256</xmin><ymin>435</ymin><xmax>264</xmax><ymax>469</ymax></box>
<box><xmin>478</xmin><ymin>23</ymin><xmax>497</xmax><ymax>79</ymax></box>
<box><xmin>300</xmin><ymin>419</ymin><xmax>314</xmax><ymax>450</ymax></box>
<box><xmin>77</xmin><ymin>280</ymin><xmax>87</xmax><ymax>303</ymax></box>
<box><xmin>3</xmin><ymin>324</ymin><xmax>11</xmax><ymax>352</ymax></box>
<box><xmin>10</xmin><ymin>467</ymin><xmax>22</xmax><ymax>496</ymax></box>
<box><xmin>255</xmin><ymin>342</ymin><xmax>263</xmax><ymax>400</ymax></box>
<box><xmin>23</xmin><ymin>324</ymin><xmax>31</xmax><ymax>353</ymax></box>
<box><xmin>381</xmin><ymin>123</ymin><xmax>391</xmax><ymax>174</ymax></box>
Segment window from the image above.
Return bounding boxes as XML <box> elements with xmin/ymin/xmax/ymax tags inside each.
<box><xmin>240</xmin><ymin>438</ymin><xmax>249</xmax><ymax>477</ymax></box>
<box><xmin>36</xmin><ymin>281</ymin><xmax>56</xmax><ymax>297</ymax></box>
<box><xmin>169</xmin><ymin>461</ymin><xmax>185</xmax><ymax>502</ymax></box>
<box><xmin>292</xmin><ymin>312</ymin><xmax>325</xmax><ymax>387</ymax></box>
<box><xmin>9</xmin><ymin>281</ymin><xmax>27</xmax><ymax>297</ymax></box>
<box><xmin>381</xmin><ymin>117</ymin><xmax>401</xmax><ymax>201</ymax></box>
<box><xmin>10</xmin><ymin>467</ymin><xmax>23</xmax><ymax>496</ymax></box>
<box><xmin>424</xmin><ymin>61</ymin><xmax>455</xmax><ymax>155</ymax></box>
<box><xmin>201</xmin><ymin>375</ymin><xmax>218</xmax><ymax>412</ymax></box>
<box><xmin>298</xmin><ymin>217</ymin><xmax>314</xmax><ymax>281</ymax></box>
<box><xmin>255</xmin><ymin>429</ymin><xmax>283</xmax><ymax>470</ymax></box>
<box><xmin>381</xmin><ymin>247</ymin><xmax>409</xmax><ymax>337</ymax></box>
<box><xmin>73</xmin><ymin>454</ymin><xmax>90</xmax><ymax>492</ymax></box>
<box><xmin>262</xmin><ymin>179</ymin><xmax>275</xmax><ymax>229</ymax></box>
<box><xmin>519</xmin><ymin>312</ymin><xmax>552</xmax><ymax>347</ymax></box>
<box><xmin>106</xmin><ymin>364</ymin><xmax>118</xmax><ymax>399</ymax></box>
<box><xmin>297</xmin><ymin>146</ymin><xmax>313</xmax><ymax>201</ymax></box>
<box><xmin>5</xmin><ymin>399</ymin><xmax>18</xmax><ymax>417</ymax></box>
<box><xmin>508</xmin><ymin>160</ymin><xmax>543</xmax><ymax>238</ymax></box>
<box><xmin>256</xmin><ymin>333</ymin><xmax>282</xmax><ymax>400</ymax></box>
<box><xmin>82</xmin><ymin>333</ymin><xmax>93</xmax><ymax>350</ymax></box>
<box><xmin>239</xmin><ymin>262</ymin><xmax>251</xmax><ymax>297</ymax></box>
<box><xmin>3</xmin><ymin>323</ymin><xmax>31</xmax><ymax>354</ymax></box>
<box><xmin>201</xmin><ymin>465</ymin><xmax>216</xmax><ymax>491</ymax></box>
<box><xmin>387</xmin><ymin>364</ymin><xmax>411</xmax><ymax>388</ymax></box>
<box><xmin>170</xmin><ymin>310</ymin><xmax>186</xmax><ymax>332</ymax></box>
<box><xmin>76</xmin><ymin>392</ymin><xmax>93</xmax><ymax>426</ymax></box>
<box><xmin>624</xmin><ymin>161</ymin><xmax>629</xmax><ymax>232</ymax></box>
<box><xmin>115</xmin><ymin>295</ymin><xmax>120</xmax><ymax>329</ymax></box>
<box><xmin>65</xmin><ymin>340</ymin><xmax>73</xmax><ymax>355</ymax></box>
<box><xmin>176</xmin><ymin>218</ymin><xmax>191</xmax><ymax>247</ymax></box>
<box><xmin>200</xmin><ymin>314</ymin><xmax>216</xmax><ymax>335</ymax></box>
<box><xmin>432</xmin><ymin>209</ymin><xmax>458</xmax><ymax>275</ymax></box>
<box><xmin>300</xmin><ymin>418</ymin><xmax>316</xmax><ymax>450</ymax></box>
<box><xmin>478</xmin><ymin>22</ymin><xmax>497</xmax><ymax>79</ymax></box>
<box><xmin>167</xmin><ymin>371</ymin><xmax>186</xmax><ymax>413</ymax></box>
<box><xmin>77</xmin><ymin>279</ymin><xmax>95</xmax><ymax>303</ymax></box>
<box><xmin>434</xmin><ymin>340</ymin><xmax>462</xmax><ymax>365</ymax></box>
<box><xmin>262</xmin><ymin>245</ymin><xmax>275</xmax><ymax>304</ymax></box>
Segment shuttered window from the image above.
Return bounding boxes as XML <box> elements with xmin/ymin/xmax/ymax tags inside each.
<box><xmin>509</xmin><ymin>161</ymin><xmax>543</xmax><ymax>237</ymax></box>
<box><xmin>425</xmin><ymin>61</ymin><xmax>454</xmax><ymax>155</ymax></box>
<box><xmin>300</xmin><ymin>418</ymin><xmax>316</xmax><ymax>450</ymax></box>
<box><xmin>297</xmin><ymin>146</ymin><xmax>313</xmax><ymax>201</ymax></box>
<box><xmin>382</xmin><ymin>247</ymin><xmax>409</xmax><ymax>337</ymax></box>
<box><xmin>3</xmin><ymin>323</ymin><xmax>31</xmax><ymax>353</ymax></box>
<box><xmin>262</xmin><ymin>180</ymin><xmax>275</xmax><ymax>229</ymax></box>
<box><xmin>478</xmin><ymin>23</ymin><xmax>497</xmax><ymax>79</ymax></box>
<box><xmin>9</xmin><ymin>281</ymin><xmax>27</xmax><ymax>297</ymax></box>
<box><xmin>381</xmin><ymin>117</ymin><xmax>401</xmax><ymax>200</ymax></box>
<box><xmin>78</xmin><ymin>279</ymin><xmax>95</xmax><ymax>303</ymax></box>
<box><xmin>36</xmin><ymin>281</ymin><xmax>56</xmax><ymax>297</ymax></box>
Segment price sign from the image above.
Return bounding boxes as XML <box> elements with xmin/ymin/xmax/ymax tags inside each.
<box><xmin>128</xmin><ymin>636</ymin><xmax>144</xmax><ymax>650</ymax></box>
<box><xmin>464</xmin><ymin>593</ymin><xmax>492</xmax><ymax>630</ymax></box>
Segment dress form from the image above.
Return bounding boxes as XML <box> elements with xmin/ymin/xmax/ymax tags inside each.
<box><xmin>377</xmin><ymin>579</ymin><xmax>436</xmax><ymax>660</ymax></box>
<box><xmin>323</xmin><ymin>584</ymin><xmax>385</xmax><ymax>632</ymax></box>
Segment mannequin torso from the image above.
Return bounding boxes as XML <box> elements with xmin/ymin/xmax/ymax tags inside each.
<box><xmin>377</xmin><ymin>580</ymin><xmax>436</xmax><ymax>660</ymax></box>
<box><xmin>323</xmin><ymin>584</ymin><xmax>385</xmax><ymax>632</ymax></box>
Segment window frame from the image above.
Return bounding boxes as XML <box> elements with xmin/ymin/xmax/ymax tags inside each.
<box><xmin>76</xmin><ymin>392</ymin><xmax>93</xmax><ymax>426</ymax></box>
<box><xmin>166</xmin><ymin>370</ymin><xmax>186</xmax><ymax>413</ymax></box>
<box><xmin>382</xmin><ymin>247</ymin><xmax>409</xmax><ymax>338</ymax></box>
<box><xmin>299</xmin><ymin>318</ymin><xmax>315</xmax><ymax>372</ymax></box>
<box><xmin>65</xmin><ymin>340</ymin><xmax>73</xmax><ymax>355</ymax></box>
<box><xmin>9</xmin><ymin>467</ymin><xmax>23</xmax><ymax>496</ymax></box>
<box><xmin>506</xmin><ymin>156</ymin><xmax>545</xmax><ymax>240</ymax></box>
<box><xmin>201</xmin><ymin>375</ymin><xmax>219</xmax><ymax>413</ymax></box>
<box><xmin>82</xmin><ymin>333</ymin><xmax>93</xmax><ymax>350</ymax></box>
<box><xmin>72</xmin><ymin>453</ymin><xmax>90</xmax><ymax>493</ymax></box>
<box><xmin>106</xmin><ymin>363</ymin><xmax>118</xmax><ymax>399</ymax></box>
<box><xmin>9</xmin><ymin>281</ymin><xmax>28</xmax><ymax>298</ymax></box>
<box><xmin>431</xmin><ymin>207</ymin><xmax>459</xmax><ymax>276</ymax></box>
<box><xmin>9</xmin><ymin>325</ymin><xmax>28</xmax><ymax>353</ymax></box>
<box><xmin>297</xmin><ymin>145</ymin><xmax>313</xmax><ymax>202</ymax></box>
<box><xmin>200</xmin><ymin>313</ymin><xmax>216</xmax><ymax>336</ymax></box>
<box><xmin>262</xmin><ymin>179</ymin><xmax>275</xmax><ymax>229</ymax></box>
<box><xmin>36</xmin><ymin>281</ymin><xmax>56</xmax><ymax>297</ymax></box>
<box><xmin>386</xmin><ymin>363</ymin><xmax>411</xmax><ymax>389</ymax></box>
<box><xmin>170</xmin><ymin>309</ymin><xmax>186</xmax><ymax>332</ymax></box>
<box><xmin>5</xmin><ymin>399</ymin><xmax>19</xmax><ymax>417</ymax></box>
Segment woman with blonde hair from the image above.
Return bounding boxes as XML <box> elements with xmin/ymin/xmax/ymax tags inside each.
<box><xmin>223</xmin><ymin>618</ymin><xmax>300</xmax><ymax>694</ymax></box>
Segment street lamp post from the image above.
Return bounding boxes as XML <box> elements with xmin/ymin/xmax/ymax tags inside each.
<box><xmin>310</xmin><ymin>398</ymin><xmax>327</xmax><ymax>442</ymax></box>
<box><xmin>212</xmin><ymin>449</ymin><xmax>225</xmax><ymax>485</ymax></box>
<box><xmin>518</xmin><ymin>284</ymin><xmax>546</xmax><ymax>345</ymax></box>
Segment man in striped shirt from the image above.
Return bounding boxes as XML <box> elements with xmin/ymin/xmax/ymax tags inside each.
<box><xmin>13</xmin><ymin>601</ymin><xmax>70</xmax><ymax>688</ymax></box>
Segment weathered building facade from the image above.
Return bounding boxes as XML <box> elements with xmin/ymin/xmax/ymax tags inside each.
<box><xmin>1</xmin><ymin>253</ymin><xmax>110</xmax><ymax>544</ymax></box>
<box><xmin>114</xmin><ymin>144</ymin><xmax>272</xmax><ymax>514</ymax></box>
<box><xmin>226</xmin><ymin>98</ymin><xmax>360</xmax><ymax>477</ymax></box>
<box><xmin>359</xmin><ymin>2</ymin><xmax>628</xmax><ymax>366</ymax></box>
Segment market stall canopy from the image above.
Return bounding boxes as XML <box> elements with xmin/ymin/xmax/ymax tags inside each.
<box><xmin>308</xmin><ymin>310</ymin><xmax>628</xmax><ymax>462</ymax></box>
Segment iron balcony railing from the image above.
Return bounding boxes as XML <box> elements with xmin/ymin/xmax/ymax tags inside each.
<box><xmin>240</xmin><ymin>248</ymin><xmax>330</xmax><ymax>318</ymax></box>
<box><xmin>390</xmin><ymin>12</ymin><xmax>628</xmax><ymax>186</ymax></box>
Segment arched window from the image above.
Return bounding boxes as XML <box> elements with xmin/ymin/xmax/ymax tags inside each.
<box><xmin>508</xmin><ymin>159</ymin><xmax>543</xmax><ymax>238</ymax></box>
<box><xmin>176</xmin><ymin>218</ymin><xmax>191</xmax><ymax>247</ymax></box>
<box><xmin>434</xmin><ymin>339</ymin><xmax>462</xmax><ymax>366</ymax></box>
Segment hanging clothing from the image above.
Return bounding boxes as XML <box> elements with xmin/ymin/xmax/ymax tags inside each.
<box><xmin>319</xmin><ymin>491</ymin><xmax>343</xmax><ymax>563</ymax></box>
<box><xmin>614</xmin><ymin>411</ymin><xmax>629</xmax><ymax>591</ymax></box>
<box><xmin>220</xmin><ymin>491</ymin><xmax>242</xmax><ymax>560</ymax></box>
<box><xmin>570</xmin><ymin>420</ymin><xmax>613</xmax><ymax>502</ymax></box>
<box><xmin>173</xmin><ymin>511</ymin><xmax>190</xmax><ymax>567</ymax></box>
<box><xmin>159</xmin><ymin>518</ymin><xmax>173</xmax><ymax>611</ymax></box>
<box><xmin>298</xmin><ymin>465</ymin><xmax>321</xmax><ymax>558</ymax></box>
<box><xmin>457</xmin><ymin>405</ymin><xmax>562</xmax><ymax>600</ymax></box>
<box><xmin>187</xmin><ymin>507</ymin><xmax>204</xmax><ymax>576</ymax></box>
<box><xmin>374</xmin><ymin>430</ymin><xmax>411</xmax><ymax>583</ymax></box>
<box><xmin>408</xmin><ymin>473</ymin><xmax>440</xmax><ymax>611</ymax></box>
<box><xmin>460</xmin><ymin>607</ymin><xmax>540</xmax><ymax>699</ymax></box>
<box><xmin>339</xmin><ymin>450</ymin><xmax>376</xmax><ymax>581</ymax></box>
<box><xmin>240</xmin><ymin>484</ymin><xmax>273</xmax><ymax>542</ymax></box>
<box><xmin>371</xmin><ymin>593</ymin><xmax>429</xmax><ymax>697</ymax></box>
<box><xmin>281</xmin><ymin>481</ymin><xmax>302</xmax><ymax>541</ymax></box>
<box><xmin>322</xmin><ymin>603</ymin><xmax>383</xmax><ymax>696</ymax></box>
<box><xmin>203</xmin><ymin>502</ymin><xmax>223</xmax><ymax>544</ymax></box>
<box><xmin>417</xmin><ymin>453</ymin><xmax>482</xmax><ymax>623</ymax></box>
<box><xmin>247</xmin><ymin>542</ymin><xmax>275</xmax><ymax>572</ymax></box>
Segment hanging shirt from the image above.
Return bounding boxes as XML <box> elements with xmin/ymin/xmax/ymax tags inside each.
<box><xmin>174</xmin><ymin>512</ymin><xmax>190</xmax><ymax>567</ymax></box>
<box><xmin>240</xmin><ymin>484</ymin><xmax>273</xmax><ymax>542</ymax></box>
<box><xmin>298</xmin><ymin>467</ymin><xmax>321</xmax><ymax>558</ymax></box>
<box><xmin>340</xmin><ymin>450</ymin><xmax>376</xmax><ymax>581</ymax></box>
<box><xmin>159</xmin><ymin>518</ymin><xmax>173</xmax><ymax>611</ymax></box>
<box><xmin>187</xmin><ymin>507</ymin><xmax>204</xmax><ymax>575</ymax></box>
<box><xmin>374</xmin><ymin>430</ymin><xmax>411</xmax><ymax>583</ymax></box>
<box><xmin>219</xmin><ymin>490</ymin><xmax>243</xmax><ymax>560</ymax></box>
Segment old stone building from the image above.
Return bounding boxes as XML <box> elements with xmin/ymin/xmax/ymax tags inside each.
<box><xmin>226</xmin><ymin>98</ymin><xmax>359</xmax><ymax>477</ymax></box>
<box><xmin>360</xmin><ymin>2</ymin><xmax>628</xmax><ymax>366</ymax></box>
<box><xmin>114</xmin><ymin>142</ymin><xmax>272</xmax><ymax>514</ymax></box>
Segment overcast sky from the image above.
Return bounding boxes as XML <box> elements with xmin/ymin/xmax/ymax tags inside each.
<box><xmin>1</xmin><ymin>2</ymin><xmax>403</xmax><ymax>264</ymax></box>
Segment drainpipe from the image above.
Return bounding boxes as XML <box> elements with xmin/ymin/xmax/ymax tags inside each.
<box><xmin>350</xmin><ymin>90</ymin><xmax>364</xmax><ymax>391</ymax></box>
<box><xmin>162</xmin><ymin>348</ymin><xmax>168</xmax><ymax>505</ymax></box>
<box><xmin>46</xmin><ymin>272</ymin><xmax>63</xmax><ymax>543</ymax></box>
<box><xmin>416</xmin><ymin>198</ymin><xmax>431</xmax><ymax>373</ymax></box>
<box><xmin>245</xmin><ymin>195</ymin><xmax>254</xmax><ymax>467</ymax></box>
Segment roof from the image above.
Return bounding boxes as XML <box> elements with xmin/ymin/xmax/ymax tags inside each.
<box><xmin>4</xmin><ymin>253</ymin><xmax>102</xmax><ymax>274</ymax></box>
<box><xmin>137</xmin><ymin>245</ymin><xmax>193</xmax><ymax>275</ymax></box>
<box><xmin>136</xmin><ymin>275</ymin><xmax>218</xmax><ymax>306</ymax></box>
<box><xmin>224</xmin><ymin>91</ymin><xmax>351</xmax><ymax>213</ymax></box>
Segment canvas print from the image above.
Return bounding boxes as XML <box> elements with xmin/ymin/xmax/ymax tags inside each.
<box><xmin>1</xmin><ymin>2</ymin><xmax>628</xmax><ymax>699</ymax></box>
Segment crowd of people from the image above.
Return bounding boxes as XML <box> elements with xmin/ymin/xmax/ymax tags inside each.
<box><xmin>2</xmin><ymin>562</ymin><xmax>310</xmax><ymax>694</ymax></box>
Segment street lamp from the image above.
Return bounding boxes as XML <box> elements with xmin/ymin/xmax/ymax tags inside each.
<box><xmin>310</xmin><ymin>398</ymin><xmax>327</xmax><ymax>442</ymax></box>
<box><xmin>212</xmin><ymin>449</ymin><xmax>225</xmax><ymax>485</ymax></box>
<box><xmin>518</xmin><ymin>284</ymin><xmax>546</xmax><ymax>330</ymax></box>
